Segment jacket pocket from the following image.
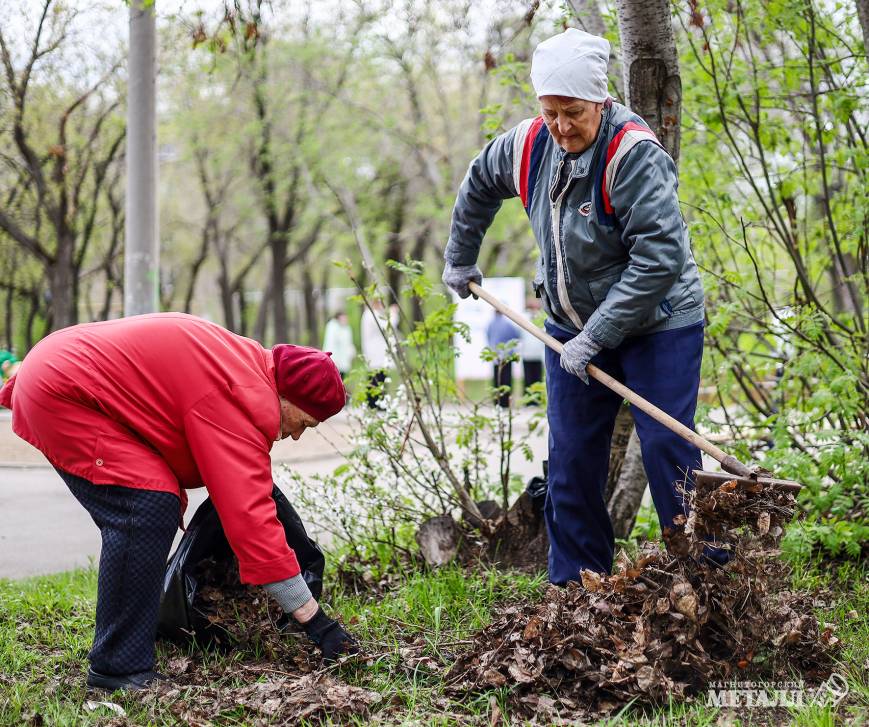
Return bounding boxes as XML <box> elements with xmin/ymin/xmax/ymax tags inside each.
<box><xmin>659</xmin><ymin>275</ymin><xmax>698</xmax><ymax>317</ymax></box>
<box><xmin>586</xmin><ymin>269</ymin><xmax>624</xmax><ymax>307</ymax></box>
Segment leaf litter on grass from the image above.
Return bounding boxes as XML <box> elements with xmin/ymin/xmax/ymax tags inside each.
<box><xmin>447</xmin><ymin>477</ymin><xmax>841</xmax><ymax>722</ymax></box>
<box><xmin>129</xmin><ymin>477</ymin><xmax>841</xmax><ymax>725</ymax></box>
<box><xmin>147</xmin><ymin>557</ymin><xmax>384</xmax><ymax>725</ymax></box>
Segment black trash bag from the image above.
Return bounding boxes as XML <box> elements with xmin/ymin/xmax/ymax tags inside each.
<box><xmin>157</xmin><ymin>485</ymin><xmax>324</xmax><ymax>643</ymax></box>
<box><xmin>525</xmin><ymin>459</ymin><xmax>548</xmax><ymax>516</ymax></box>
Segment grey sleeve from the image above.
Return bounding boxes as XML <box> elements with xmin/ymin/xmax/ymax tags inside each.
<box><xmin>584</xmin><ymin>142</ymin><xmax>688</xmax><ymax>348</ymax></box>
<box><xmin>444</xmin><ymin>126</ymin><xmax>520</xmax><ymax>266</ymax></box>
<box><xmin>264</xmin><ymin>574</ymin><xmax>313</xmax><ymax>613</ymax></box>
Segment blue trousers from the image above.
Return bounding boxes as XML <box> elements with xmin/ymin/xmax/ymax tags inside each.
<box><xmin>544</xmin><ymin>322</ymin><xmax>704</xmax><ymax>584</ymax></box>
<box><xmin>57</xmin><ymin>470</ymin><xmax>179</xmax><ymax>675</ymax></box>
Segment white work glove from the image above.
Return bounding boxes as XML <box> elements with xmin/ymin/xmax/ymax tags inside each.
<box><xmin>559</xmin><ymin>329</ymin><xmax>603</xmax><ymax>385</ymax></box>
<box><xmin>442</xmin><ymin>261</ymin><xmax>482</xmax><ymax>299</ymax></box>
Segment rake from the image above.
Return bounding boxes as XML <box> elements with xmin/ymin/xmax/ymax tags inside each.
<box><xmin>469</xmin><ymin>281</ymin><xmax>802</xmax><ymax>493</ymax></box>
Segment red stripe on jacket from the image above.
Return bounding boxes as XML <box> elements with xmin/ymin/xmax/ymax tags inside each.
<box><xmin>602</xmin><ymin>121</ymin><xmax>658</xmax><ymax>214</ymax></box>
<box><xmin>518</xmin><ymin>116</ymin><xmax>545</xmax><ymax>207</ymax></box>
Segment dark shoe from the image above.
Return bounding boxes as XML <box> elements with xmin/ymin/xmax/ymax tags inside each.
<box><xmin>86</xmin><ymin>667</ymin><xmax>166</xmax><ymax>691</ymax></box>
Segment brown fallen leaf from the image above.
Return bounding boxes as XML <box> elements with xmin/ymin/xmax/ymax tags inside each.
<box><xmin>482</xmin><ymin>668</ymin><xmax>507</xmax><ymax>687</ymax></box>
<box><xmin>523</xmin><ymin>615</ymin><xmax>543</xmax><ymax>640</ymax></box>
<box><xmin>581</xmin><ymin>570</ymin><xmax>603</xmax><ymax>592</ymax></box>
<box><xmin>670</xmin><ymin>581</ymin><xmax>698</xmax><ymax>623</ymax></box>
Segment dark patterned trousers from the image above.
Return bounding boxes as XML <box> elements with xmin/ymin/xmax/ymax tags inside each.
<box><xmin>57</xmin><ymin>469</ymin><xmax>179</xmax><ymax>675</ymax></box>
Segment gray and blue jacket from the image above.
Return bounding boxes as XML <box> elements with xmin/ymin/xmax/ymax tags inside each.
<box><xmin>445</xmin><ymin>99</ymin><xmax>704</xmax><ymax>348</ymax></box>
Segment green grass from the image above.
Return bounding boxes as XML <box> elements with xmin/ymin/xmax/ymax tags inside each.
<box><xmin>1</xmin><ymin>561</ymin><xmax>867</xmax><ymax>726</ymax></box>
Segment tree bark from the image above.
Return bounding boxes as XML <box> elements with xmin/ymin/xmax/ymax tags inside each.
<box><xmin>300</xmin><ymin>255</ymin><xmax>318</xmax><ymax>346</ymax></box>
<box><xmin>254</xmin><ymin>277</ymin><xmax>272</xmax><ymax>343</ymax></box>
<box><xmin>50</xmin><ymin>237</ymin><xmax>76</xmax><ymax>329</ymax></box>
<box><xmin>857</xmin><ymin>0</ymin><xmax>869</xmax><ymax>54</ymax></box>
<box><xmin>606</xmin><ymin>428</ymin><xmax>646</xmax><ymax>539</ymax></box>
<box><xmin>615</xmin><ymin>0</ymin><xmax>682</xmax><ymax>162</ymax></box>
<box><xmin>604</xmin><ymin>403</ymin><xmax>634</xmax><ymax>502</ymax></box>
<box><xmin>218</xmin><ymin>265</ymin><xmax>236</xmax><ymax>332</ymax></box>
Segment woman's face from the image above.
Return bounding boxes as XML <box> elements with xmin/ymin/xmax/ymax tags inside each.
<box><xmin>539</xmin><ymin>95</ymin><xmax>604</xmax><ymax>153</ymax></box>
<box><xmin>278</xmin><ymin>397</ymin><xmax>320</xmax><ymax>441</ymax></box>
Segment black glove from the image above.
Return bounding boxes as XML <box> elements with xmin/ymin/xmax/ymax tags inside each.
<box><xmin>301</xmin><ymin>607</ymin><xmax>359</xmax><ymax>663</ymax></box>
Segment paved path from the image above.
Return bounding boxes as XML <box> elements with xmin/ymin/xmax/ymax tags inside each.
<box><xmin>0</xmin><ymin>408</ymin><xmax>548</xmax><ymax>579</ymax></box>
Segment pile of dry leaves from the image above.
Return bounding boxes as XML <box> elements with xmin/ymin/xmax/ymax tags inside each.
<box><xmin>447</xmin><ymin>477</ymin><xmax>840</xmax><ymax>720</ymax></box>
<box><xmin>149</xmin><ymin>557</ymin><xmax>383</xmax><ymax>724</ymax></box>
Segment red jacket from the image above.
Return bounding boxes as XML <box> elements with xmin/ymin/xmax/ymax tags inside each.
<box><xmin>0</xmin><ymin>314</ymin><xmax>300</xmax><ymax>585</ymax></box>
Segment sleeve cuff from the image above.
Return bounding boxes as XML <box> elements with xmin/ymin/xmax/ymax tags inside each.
<box><xmin>444</xmin><ymin>238</ymin><xmax>477</xmax><ymax>267</ymax></box>
<box><xmin>264</xmin><ymin>574</ymin><xmax>313</xmax><ymax>613</ymax></box>
<box><xmin>585</xmin><ymin>310</ymin><xmax>625</xmax><ymax>349</ymax></box>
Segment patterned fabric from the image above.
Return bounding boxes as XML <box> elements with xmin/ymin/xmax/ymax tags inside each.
<box><xmin>58</xmin><ymin>469</ymin><xmax>179</xmax><ymax>675</ymax></box>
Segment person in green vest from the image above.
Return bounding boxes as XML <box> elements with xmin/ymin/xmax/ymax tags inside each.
<box><xmin>0</xmin><ymin>349</ymin><xmax>19</xmax><ymax>381</ymax></box>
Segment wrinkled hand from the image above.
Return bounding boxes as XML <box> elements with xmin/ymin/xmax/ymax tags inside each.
<box><xmin>559</xmin><ymin>329</ymin><xmax>603</xmax><ymax>384</ymax></box>
<box><xmin>441</xmin><ymin>262</ymin><xmax>482</xmax><ymax>299</ymax></box>
<box><xmin>301</xmin><ymin>607</ymin><xmax>360</xmax><ymax>663</ymax></box>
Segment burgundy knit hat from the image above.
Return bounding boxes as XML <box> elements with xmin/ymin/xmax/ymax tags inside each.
<box><xmin>272</xmin><ymin>344</ymin><xmax>347</xmax><ymax>421</ymax></box>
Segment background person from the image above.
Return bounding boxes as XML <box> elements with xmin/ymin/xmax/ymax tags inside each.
<box><xmin>0</xmin><ymin>348</ymin><xmax>19</xmax><ymax>381</ymax></box>
<box><xmin>0</xmin><ymin>314</ymin><xmax>358</xmax><ymax>691</ymax></box>
<box><xmin>360</xmin><ymin>300</ymin><xmax>398</xmax><ymax>409</ymax></box>
<box><xmin>322</xmin><ymin>310</ymin><xmax>356</xmax><ymax>380</ymax></box>
<box><xmin>485</xmin><ymin>310</ymin><xmax>520</xmax><ymax>408</ymax></box>
<box><xmin>442</xmin><ymin>29</ymin><xmax>706</xmax><ymax>584</ymax></box>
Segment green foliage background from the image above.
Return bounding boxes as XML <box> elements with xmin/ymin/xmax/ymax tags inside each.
<box><xmin>0</xmin><ymin>0</ymin><xmax>866</xmax><ymax>561</ymax></box>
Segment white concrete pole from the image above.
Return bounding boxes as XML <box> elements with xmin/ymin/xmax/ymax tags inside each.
<box><xmin>125</xmin><ymin>0</ymin><xmax>159</xmax><ymax>316</ymax></box>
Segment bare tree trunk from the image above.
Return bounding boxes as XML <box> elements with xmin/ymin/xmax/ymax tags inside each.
<box><xmin>100</xmin><ymin>180</ymin><xmax>124</xmax><ymax>321</ymax></box>
<box><xmin>25</xmin><ymin>290</ymin><xmax>42</xmax><ymax>351</ymax></box>
<box><xmin>604</xmin><ymin>403</ymin><xmax>634</xmax><ymax>501</ymax></box>
<box><xmin>607</xmin><ymin>429</ymin><xmax>646</xmax><ymax>539</ymax></box>
<box><xmin>51</xmin><ymin>237</ymin><xmax>76</xmax><ymax>329</ymax></box>
<box><xmin>3</xmin><ymin>281</ymin><xmax>13</xmax><ymax>350</ymax></box>
<box><xmin>182</xmin><ymin>228</ymin><xmax>210</xmax><ymax>314</ymax></box>
<box><xmin>254</xmin><ymin>278</ymin><xmax>272</xmax><ymax>343</ymax></box>
<box><xmin>218</xmin><ymin>265</ymin><xmax>236</xmax><ymax>332</ymax></box>
<box><xmin>237</xmin><ymin>285</ymin><xmax>249</xmax><ymax>338</ymax></box>
<box><xmin>2</xmin><ymin>246</ymin><xmax>20</xmax><ymax>349</ymax></box>
<box><xmin>270</xmin><ymin>235</ymin><xmax>288</xmax><ymax>344</ymax></box>
<box><xmin>615</xmin><ymin>0</ymin><xmax>682</xmax><ymax>162</ymax></box>
<box><xmin>857</xmin><ymin>0</ymin><xmax>869</xmax><ymax>53</ymax></box>
<box><xmin>300</xmin><ymin>256</ymin><xmax>318</xmax><ymax>346</ymax></box>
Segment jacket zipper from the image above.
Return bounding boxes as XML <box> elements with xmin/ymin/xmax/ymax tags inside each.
<box><xmin>549</xmin><ymin>158</ymin><xmax>585</xmax><ymax>330</ymax></box>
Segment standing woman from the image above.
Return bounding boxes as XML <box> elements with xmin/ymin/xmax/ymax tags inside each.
<box><xmin>322</xmin><ymin>310</ymin><xmax>356</xmax><ymax>380</ymax></box>
<box><xmin>442</xmin><ymin>29</ymin><xmax>706</xmax><ymax>584</ymax></box>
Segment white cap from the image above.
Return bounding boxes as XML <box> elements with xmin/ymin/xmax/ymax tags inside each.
<box><xmin>530</xmin><ymin>28</ymin><xmax>610</xmax><ymax>102</ymax></box>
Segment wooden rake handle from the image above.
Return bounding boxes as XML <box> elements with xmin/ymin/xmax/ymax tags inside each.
<box><xmin>468</xmin><ymin>281</ymin><xmax>755</xmax><ymax>479</ymax></box>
